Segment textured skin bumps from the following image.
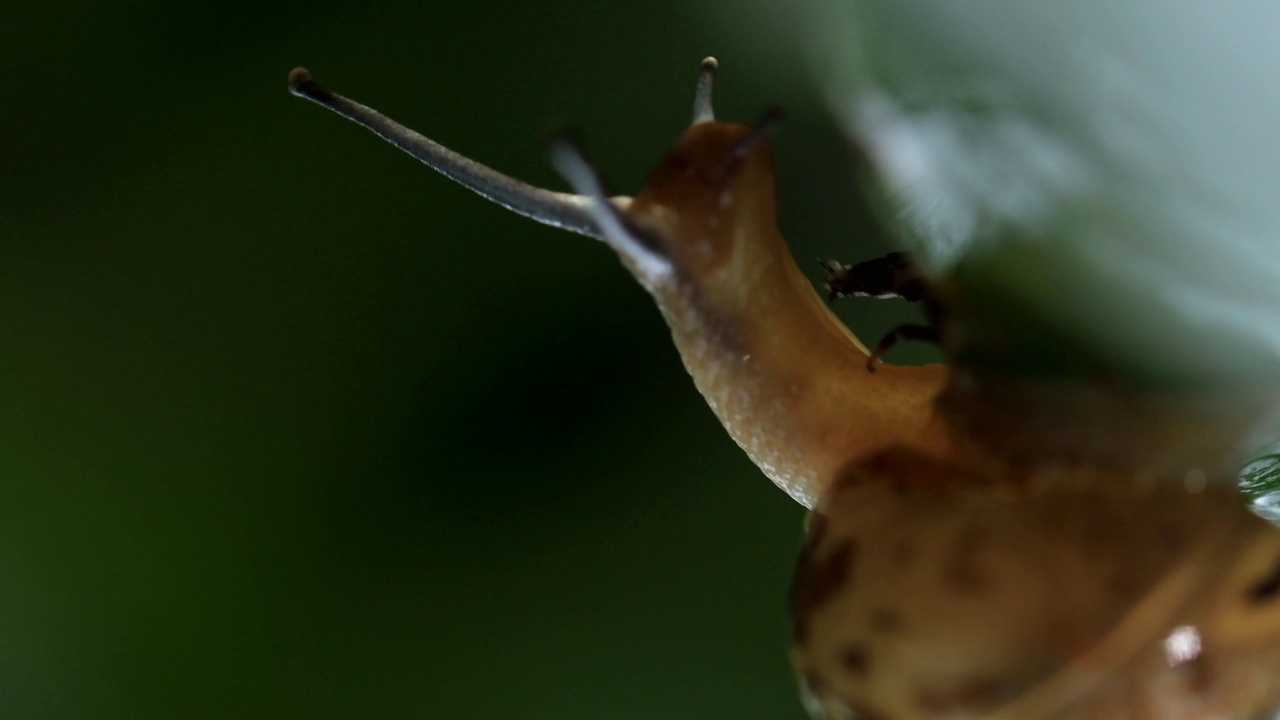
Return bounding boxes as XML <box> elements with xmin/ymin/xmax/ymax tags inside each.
<box><xmin>790</xmin><ymin>447</ymin><xmax>1280</xmax><ymax>719</ymax></box>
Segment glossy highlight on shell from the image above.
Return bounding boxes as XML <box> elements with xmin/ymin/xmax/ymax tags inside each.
<box><xmin>288</xmin><ymin>58</ymin><xmax>1280</xmax><ymax>719</ymax></box>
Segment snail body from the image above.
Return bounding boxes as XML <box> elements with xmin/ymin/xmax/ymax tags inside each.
<box><xmin>288</xmin><ymin>59</ymin><xmax>1280</xmax><ymax>718</ymax></box>
<box><xmin>794</xmin><ymin>449</ymin><xmax>1280</xmax><ymax>719</ymax></box>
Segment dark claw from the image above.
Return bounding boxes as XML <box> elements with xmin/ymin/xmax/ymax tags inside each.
<box><xmin>866</xmin><ymin>324</ymin><xmax>941</xmax><ymax>373</ymax></box>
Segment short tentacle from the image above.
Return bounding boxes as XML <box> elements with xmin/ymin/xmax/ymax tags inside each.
<box><xmin>727</xmin><ymin>105</ymin><xmax>786</xmax><ymax>166</ymax></box>
<box><xmin>867</xmin><ymin>324</ymin><xmax>941</xmax><ymax>372</ymax></box>
<box><xmin>547</xmin><ymin>135</ymin><xmax>671</xmax><ymax>280</ymax></box>
<box><xmin>692</xmin><ymin>56</ymin><xmax>718</xmax><ymax>125</ymax></box>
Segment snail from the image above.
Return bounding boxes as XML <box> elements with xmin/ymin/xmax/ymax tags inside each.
<box><xmin>287</xmin><ymin>58</ymin><xmax>1280</xmax><ymax>718</ymax></box>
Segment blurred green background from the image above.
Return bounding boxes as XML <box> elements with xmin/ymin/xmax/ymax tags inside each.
<box><xmin>0</xmin><ymin>1</ymin><xmax>932</xmax><ymax>718</ymax></box>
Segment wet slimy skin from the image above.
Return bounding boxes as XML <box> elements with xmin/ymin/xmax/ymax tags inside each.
<box><xmin>288</xmin><ymin>59</ymin><xmax>1280</xmax><ymax>718</ymax></box>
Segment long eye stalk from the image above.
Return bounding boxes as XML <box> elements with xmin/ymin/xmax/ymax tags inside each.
<box><xmin>287</xmin><ymin>67</ymin><xmax>620</xmax><ymax>239</ymax></box>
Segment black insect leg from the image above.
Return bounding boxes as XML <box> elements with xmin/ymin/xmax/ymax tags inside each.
<box><xmin>866</xmin><ymin>324</ymin><xmax>940</xmax><ymax>373</ymax></box>
<box><xmin>821</xmin><ymin>251</ymin><xmax>945</xmax><ymax>370</ymax></box>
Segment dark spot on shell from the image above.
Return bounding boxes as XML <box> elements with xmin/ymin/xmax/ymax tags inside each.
<box><xmin>916</xmin><ymin>677</ymin><xmax>1020</xmax><ymax>715</ymax></box>
<box><xmin>1078</xmin><ymin>519</ymin><xmax>1116</xmax><ymax>550</ymax></box>
<box><xmin>791</xmin><ymin>539</ymin><xmax>857</xmax><ymax>643</ymax></box>
<box><xmin>1004</xmin><ymin>466</ymin><xmax>1035</xmax><ymax>489</ymax></box>
<box><xmin>1158</xmin><ymin>523</ymin><xmax>1187</xmax><ymax>553</ymax></box>
<box><xmin>845</xmin><ymin>700</ymin><xmax>891</xmax><ymax>720</ymax></box>
<box><xmin>944</xmin><ymin>527</ymin><xmax>990</xmax><ymax>592</ymax></box>
<box><xmin>870</xmin><ymin>609</ymin><xmax>902</xmax><ymax>635</ymax></box>
<box><xmin>1105</xmin><ymin>566</ymin><xmax>1142</xmax><ymax>601</ymax></box>
<box><xmin>829</xmin><ymin>456</ymin><xmax>874</xmax><ymax>497</ymax></box>
<box><xmin>792</xmin><ymin>618</ymin><xmax>810</xmax><ymax>647</ymax></box>
<box><xmin>891</xmin><ymin>540</ymin><xmax>917</xmax><ymax>567</ymax></box>
<box><xmin>839</xmin><ymin>644</ymin><xmax>871</xmax><ymax>676</ymax></box>
<box><xmin>829</xmin><ymin>447</ymin><xmax>982</xmax><ymax>503</ymax></box>
<box><xmin>1181</xmin><ymin>651</ymin><xmax>1215</xmax><ymax>694</ymax></box>
<box><xmin>864</xmin><ymin>451</ymin><xmax>893</xmax><ymax>476</ymax></box>
<box><xmin>836</xmin><ymin>452</ymin><xmax>895</xmax><ymax>495</ymax></box>
<box><xmin>804</xmin><ymin>513</ymin><xmax>829</xmax><ymax>554</ymax></box>
<box><xmin>1247</xmin><ymin>554</ymin><xmax>1280</xmax><ymax>604</ymax></box>
<box><xmin>801</xmin><ymin>671</ymin><xmax>827</xmax><ymax>698</ymax></box>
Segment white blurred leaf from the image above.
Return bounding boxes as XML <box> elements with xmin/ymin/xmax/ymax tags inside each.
<box><xmin>719</xmin><ymin>0</ymin><xmax>1280</xmax><ymax>385</ymax></box>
